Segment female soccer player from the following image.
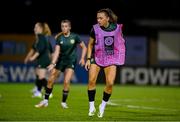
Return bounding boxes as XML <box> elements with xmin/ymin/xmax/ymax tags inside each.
<box><xmin>35</xmin><ymin>19</ymin><xmax>87</xmax><ymax>108</ymax></box>
<box><xmin>24</xmin><ymin>22</ymin><xmax>53</xmax><ymax>98</ymax></box>
<box><xmin>85</xmin><ymin>8</ymin><xmax>126</xmax><ymax>118</ymax></box>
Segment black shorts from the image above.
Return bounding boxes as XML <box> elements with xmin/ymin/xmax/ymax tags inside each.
<box><xmin>35</xmin><ymin>62</ymin><xmax>50</xmax><ymax>69</ymax></box>
<box><xmin>55</xmin><ymin>61</ymin><xmax>76</xmax><ymax>72</ymax></box>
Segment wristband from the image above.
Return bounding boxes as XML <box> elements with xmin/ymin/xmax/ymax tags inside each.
<box><xmin>51</xmin><ymin>63</ymin><xmax>56</xmax><ymax>66</ymax></box>
<box><xmin>87</xmin><ymin>58</ymin><xmax>91</xmax><ymax>60</ymax></box>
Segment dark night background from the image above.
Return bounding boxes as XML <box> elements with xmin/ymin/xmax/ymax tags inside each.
<box><xmin>0</xmin><ymin>0</ymin><xmax>180</xmax><ymax>35</ymax></box>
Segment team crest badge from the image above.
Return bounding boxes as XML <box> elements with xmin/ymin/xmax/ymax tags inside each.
<box><xmin>60</xmin><ymin>41</ymin><xmax>63</xmax><ymax>44</ymax></box>
<box><xmin>70</xmin><ymin>39</ymin><xmax>75</xmax><ymax>44</ymax></box>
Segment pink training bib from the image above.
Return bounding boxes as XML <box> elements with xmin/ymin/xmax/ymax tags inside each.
<box><xmin>93</xmin><ymin>24</ymin><xmax>125</xmax><ymax>67</ymax></box>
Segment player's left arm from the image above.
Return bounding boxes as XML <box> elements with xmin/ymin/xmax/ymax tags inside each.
<box><xmin>29</xmin><ymin>35</ymin><xmax>45</xmax><ymax>61</ymax></box>
<box><xmin>119</xmin><ymin>24</ymin><xmax>125</xmax><ymax>42</ymax></box>
<box><xmin>29</xmin><ymin>52</ymin><xmax>39</xmax><ymax>61</ymax></box>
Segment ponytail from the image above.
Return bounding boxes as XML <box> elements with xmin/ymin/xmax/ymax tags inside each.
<box><xmin>36</xmin><ymin>22</ymin><xmax>52</xmax><ymax>36</ymax></box>
<box><xmin>43</xmin><ymin>23</ymin><xmax>52</xmax><ymax>36</ymax></box>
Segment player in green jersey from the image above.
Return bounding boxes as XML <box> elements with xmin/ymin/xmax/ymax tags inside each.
<box><xmin>35</xmin><ymin>20</ymin><xmax>87</xmax><ymax>108</ymax></box>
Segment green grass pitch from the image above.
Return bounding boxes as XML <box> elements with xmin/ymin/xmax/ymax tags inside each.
<box><xmin>0</xmin><ymin>83</ymin><xmax>180</xmax><ymax>121</ymax></box>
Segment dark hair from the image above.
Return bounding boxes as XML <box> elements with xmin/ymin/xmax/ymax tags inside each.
<box><xmin>61</xmin><ymin>19</ymin><xmax>71</xmax><ymax>27</ymax></box>
<box><xmin>97</xmin><ymin>8</ymin><xmax>118</xmax><ymax>23</ymax></box>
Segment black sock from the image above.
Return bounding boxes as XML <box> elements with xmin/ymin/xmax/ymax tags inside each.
<box><xmin>36</xmin><ymin>79</ymin><xmax>43</xmax><ymax>92</ymax></box>
<box><xmin>62</xmin><ymin>90</ymin><xmax>69</xmax><ymax>102</ymax></box>
<box><xmin>88</xmin><ymin>89</ymin><xmax>96</xmax><ymax>102</ymax></box>
<box><xmin>35</xmin><ymin>75</ymin><xmax>42</xmax><ymax>91</ymax></box>
<box><xmin>103</xmin><ymin>92</ymin><xmax>111</xmax><ymax>102</ymax></box>
<box><xmin>35</xmin><ymin>75</ymin><xmax>38</xmax><ymax>87</ymax></box>
<box><xmin>45</xmin><ymin>87</ymin><xmax>53</xmax><ymax>100</ymax></box>
<box><xmin>41</xmin><ymin>78</ymin><xmax>47</xmax><ymax>89</ymax></box>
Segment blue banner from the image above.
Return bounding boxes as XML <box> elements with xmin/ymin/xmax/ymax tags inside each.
<box><xmin>0</xmin><ymin>62</ymin><xmax>88</xmax><ymax>83</ymax></box>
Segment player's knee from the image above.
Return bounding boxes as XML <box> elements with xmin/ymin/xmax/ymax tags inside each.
<box><xmin>88</xmin><ymin>81</ymin><xmax>96</xmax><ymax>88</ymax></box>
<box><xmin>89</xmin><ymin>75</ymin><xmax>97</xmax><ymax>83</ymax></box>
<box><xmin>38</xmin><ymin>77</ymin><xmax>44</xmax><ymax>80</ymax></box>
<box><xmin>64</xmin><ymin>81</ymin><xmax>70</xmax><ymax>88</ymax></box>
<box><xmin>47</xmin><ymin>76</ymin><xmax>55</xmax><ymax>88</ymax></box>
<box><xmin>105</xmin><ymin>88</ymin><xmax>113</xmax><ymax>93</ymax></box>
<box><xmin>88</xmin><ymin>78</ymin><xmax>93</xmax><ymax>83</ymax></box>
<box><xmin>105</xmin><ymin>84</ymin><xmax>113</xmax><ymax>93</ymax></box>
<box><xmin>51</xmin><ymin>69</ymin><xmax>59</xmax><ymax>77</ymax></box>
<box><xmin>106</xmin><ymin>81</ymin><xmax>114</xmax><ymax>88</ymax></box>
<box><xmin>47</xmin><ymin>80</ymin><xmax>53</xmax><ymax>88</ymax></box>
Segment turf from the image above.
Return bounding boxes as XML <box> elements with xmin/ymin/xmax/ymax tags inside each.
<box><xmin>0</xmin><ymin>83</ymin><xmax>180</xmax><ymax>121</ymax></box>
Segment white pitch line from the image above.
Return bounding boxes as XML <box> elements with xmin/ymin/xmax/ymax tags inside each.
<box><xmin>107</xmin><ymin>99</ymin><xmax>179</xmax><ymax>112</ymax></box>
<box><xmin>126</xmin><ymin>105</ymin><xmax>178</xmax><ymax>111</ymax></box>
<box><xmin>107</xmin><ymin>100</ymin><xmax>119</xmax><ymax>106</ymax></box>
<box><xmin>110</xmin><ymin>98</ymin><xmax>162</xmax><ymax>102</ymax></box>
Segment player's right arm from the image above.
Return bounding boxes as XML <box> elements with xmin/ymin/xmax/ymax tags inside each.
<box><xmin>85</xmin><ymin>37</ymin><xmax>94</xmax><ymax>71</ymax></box>
<box><xmin>24</xmin><ymin>48</ymin><xmax>34</xmax><ymax>64</ymax></box>
<box><xmin>47</xmin><ymin>45</ymin><xmax>60</xmax><ymax>71</ymax></box>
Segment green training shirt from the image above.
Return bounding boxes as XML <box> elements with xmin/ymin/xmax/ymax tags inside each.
<box><xmin>56</xmin><ymin>32</ymin><xmax>82</xmax><ymax>64</ymax></box>
<box><xmin>33</xmin><ymin>34</ymin><xmax>52</xmax><ymax>68</ymax></box>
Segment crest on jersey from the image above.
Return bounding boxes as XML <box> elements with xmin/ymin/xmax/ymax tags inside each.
<box><xmin>104</xmin><ymin>36</ymin><xmax>114</xmax><ymax>55</ymax></box>
<box><xmin>60</xmin><ymin>41</ymin><xmax>63</xmax><ymax>44</ymax></box>
<box><xmin>70</xmin><ymin>39</ymin><xmax>75</xmax><ymax>44</ymax></box>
